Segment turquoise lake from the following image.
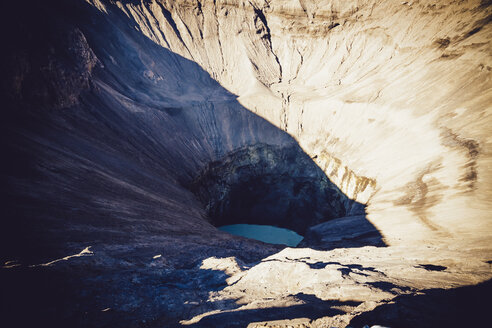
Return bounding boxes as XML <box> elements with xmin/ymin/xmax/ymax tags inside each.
<box><xmin>218</xmin><ymin>224</ymin><xmax>304</xmax><ymax>247</ymax></box>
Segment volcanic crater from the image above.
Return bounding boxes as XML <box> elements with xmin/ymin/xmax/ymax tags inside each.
<box><xmin>1</xmin><ymin>0</ymin><xmax>492</xmax><ymax>327</ymax></box>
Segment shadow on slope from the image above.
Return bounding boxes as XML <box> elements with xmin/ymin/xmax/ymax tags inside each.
<box><xmin>0</xmin><ymin>0</ymin><xmax>385</xmax><ymax>261</ymax></box>
<box><xmin>187</xmin><ymin>293</ymin><xmax>361</xmax><ymax>327</ymax></box>
<box><xmin>0</xmin><ymin>0</ymin><xmax>385</xmax><ymax>326</ymax></box>
<box><xmin>349</xmin><ymin>278</ymin><xmax>492</xmax><ymax>328</ymax></box>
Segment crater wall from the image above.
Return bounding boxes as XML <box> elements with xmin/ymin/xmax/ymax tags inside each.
<box><xmin>1</xmin><ymin>0</ymin><xmax>491</xmax><ymax>326</ymax></box>
<box><xmin>96</xmin><ymin>0</ymin><xmax>492</xmax><ymax>245</ymax></box>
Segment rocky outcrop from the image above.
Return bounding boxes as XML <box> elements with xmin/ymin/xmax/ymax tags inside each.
<box><xmin>2</xmin><ymin>8</ymin><xmax>98</xmax><ymax>110</ymax></box>
<box><xmin>1</xmin><ymin>0</ymin><xmax>491</xmax><ymax>327</ymax></box>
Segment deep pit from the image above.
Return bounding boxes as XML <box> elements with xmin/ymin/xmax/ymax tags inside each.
<box><xmin>190</xmin><ymin>144</ymin><xmax>365</xmax><ymax>237</ymax></box>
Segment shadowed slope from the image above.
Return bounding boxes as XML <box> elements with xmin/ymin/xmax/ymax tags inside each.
<box><xmin>0</xmin><ymin>1</ymin><xmax>382</xmax><ymax>326</ymax></box>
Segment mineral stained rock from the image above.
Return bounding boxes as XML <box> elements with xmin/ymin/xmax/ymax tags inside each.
<box><xmin>1</xmin><ymin>0</ymin><xmax>491</xmax><ymax>327</ymax></box>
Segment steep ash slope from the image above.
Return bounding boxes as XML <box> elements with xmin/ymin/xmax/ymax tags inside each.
<box><xmin>1</xmin><ymin>0</ymin><xmax>361</xmax><ymax>262</ymax></box>
<box><xmin>116</xmin><ymin>0</ymin><xmax>492</xmax><ymax>245</ymax></box>
<box><xmin>1</xmin><ymin>0</ymin><xmax>492</xmax><ymax>327</ymax></box>
<box><xmin>0</xmin><ymin>1</ymin><xmax>364</xmax><ymax>326</ymax></box>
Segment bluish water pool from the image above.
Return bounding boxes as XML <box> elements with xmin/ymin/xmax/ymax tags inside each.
<box><xmin>218</xmin><ymin>224</ymin><xmax>304</xmax><ymax>247</ymax></box>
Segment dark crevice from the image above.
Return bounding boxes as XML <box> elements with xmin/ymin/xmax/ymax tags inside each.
<box><xmin>252</xmin><ymin>6</ymin><xmax>282</xmax><ymax>81</ymax></box>
<box><xmin>416</xmin><ymin>264</ymin><xmax>447</xmax><ymax>271</ymax></box>
<box><xmin>189</xmin><ymin>144</ymin><xmax>361</xmax><ymax>235</ymax></box>
<box><xmin>156</xmin><ymin>3</ymin><xmax>183</xmax><ymax>44</ymax></box>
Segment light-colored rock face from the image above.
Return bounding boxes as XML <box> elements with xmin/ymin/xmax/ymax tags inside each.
<box><xmin>1</xmin><ymin>0</ymin><xmax>491</xmax><ymax>327</ymax></box>
<box><xmin>102</xmin><ymin>0</ymin><xmax>492</xmax><ymax>246</ymax></box>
